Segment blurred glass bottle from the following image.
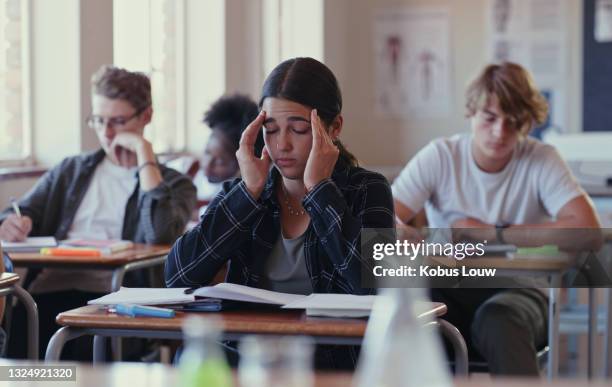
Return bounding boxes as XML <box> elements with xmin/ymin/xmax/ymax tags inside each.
<box><xmin>179</xmin><ymin>316</ymin><xmax>233</xmax><ymax>387</ymax></box>
<box><xmin>239</xmin><ymin>335</ymin><xmax>314</xmax><ymax>387</ymax></box>
<box><xmin>353</xmin><ymin>287</ymin><xmax>452</xmax><ymax>387</ymax></box>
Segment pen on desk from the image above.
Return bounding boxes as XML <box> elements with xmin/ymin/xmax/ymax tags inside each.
<box><xmin>10</xmin><ymin>197</ymin><xmax>21</xmax><ymax>218</ymax></box>
<box><xmin>113</xmin><ymin>304</ymin><xmax>175</xmax><ymax>318</ymax></box>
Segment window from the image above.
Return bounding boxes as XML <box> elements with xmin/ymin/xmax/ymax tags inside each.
<box><xmin>0</xmin><ymin>0</ymin><xmax>31</xmax><ymax>164</ymax></box>
<box><xmin>113</xmin><ymin>0</ymin><xmax>185</xmax><ymax>153</ymax></box>
<box><xmin>262</xmin><ymin>0</ymin><xmax>324</xmax><ymax>77</ymax></box>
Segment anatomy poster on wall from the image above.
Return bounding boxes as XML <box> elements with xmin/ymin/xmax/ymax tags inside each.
<box><xmin>486</xmin><ymin>0</ymin><xmax>569</xmax><ymax>132</ymax></box>
<box><xmin>373</xmin><ymin>7</ymin><xmax>452</xmax><ymax>118</ymax></box>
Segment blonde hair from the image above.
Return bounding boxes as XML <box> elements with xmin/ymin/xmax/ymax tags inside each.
<box><xmin>465</xmin><ymin>62</ymin><xmax>548</xmax><ymax>135</ymax></box>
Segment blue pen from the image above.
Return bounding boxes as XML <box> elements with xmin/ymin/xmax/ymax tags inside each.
<box><xmin>114</xmin><ymin>304</ymin><xmax>175</xmax><ymax>318</ymax></box>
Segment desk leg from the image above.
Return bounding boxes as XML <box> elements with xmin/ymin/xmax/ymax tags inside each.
<box><xmin>111</xmin><ymin>337</ymin><xmax>122</xmax><ymax>361</ymax></box>
<box><xmin>45</xmin><ymin>327</ymin><xmax>86</xmax><ymax>361</ymax></box>
<box><xmin>111</xmin><ymin>267</ymin><xmax>126</xmax><ymax>292</ymax></box>
<box><xmin>548</xmin><ymin>276</ymin><xmax>561</xmax><ymax>380</ymax></box>
<box><xmin>93</xmin><ymin>335</ymin><xmax>106</xmax><ymax>364</ymax></box>
<box><xmin>12</xmin><ymin>285</ymin><xmax>39</xmax><ymax>360</ymax></box>
<box><xmin>110</xmin><ymin>267</ymin><xmax>127</xmax><ymax>361</ymax></box>
<box><xmin>605</xmin><ymin>288</ymin><xmax>612</xmax><ymax>378</ymax></box>
<box><xmin>436</xmin><ymin>319</ymin><xmax>468</xmax><ymax>376</ymax></box>
<box><xmin>588</xmin><ymin>288</ymin><xmax>598</xmax><ymax>379</ymax></box>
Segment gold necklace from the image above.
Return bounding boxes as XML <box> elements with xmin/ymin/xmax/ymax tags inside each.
<box><xmin>281</xmin><ymin>184</ymin><xmax>306</xmax><ymax>216</ymax></box>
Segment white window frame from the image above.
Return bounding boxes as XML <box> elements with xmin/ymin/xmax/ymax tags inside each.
<box><xmin>262</xmin><ymin>0</ymin><xmax>324</xmax><ymax>77</ymax></box>
<box><xmin>113</xmin><ymin>0</ymin><xmax>186</xmax><ymax>154</ymax></box>
<box><xmin>0</xmin><ymin>0</ymin><xmax>33</xmax><ymax>166</ymax></box>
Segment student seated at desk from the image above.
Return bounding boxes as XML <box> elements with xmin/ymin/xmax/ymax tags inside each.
<box><xmin>392</xmin><ymin>62</ymin><xmax>601</xmax><ymax>375</ymax></box>
<box><xmin>193</xmin><ymin>94</ymin><xmax>263</xmax><ymax>205</ymax></box>
<box><xmin>166</xmin><ymin>57</ymin><xmax>395</xmax><ymax>368</ymax></box>
<box><xmin>167</xmin><ymin>95</ymin><xmax>262</xmax><ymax>220</ymax></box>
<box><xmin>0</xmin><ymin>65</ymin><xmax>196</xmax><ymax>359</ymax></box>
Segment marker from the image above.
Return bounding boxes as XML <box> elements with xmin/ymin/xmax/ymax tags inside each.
<box><xmin>114</xmin><ymin>304</ymin><xmax>175</xmax><ymax>318</ymax></box>
<box><xmin>10</xmin><ymin>197</ymin><xmax>21</xmax><ymax>218</ymax></box>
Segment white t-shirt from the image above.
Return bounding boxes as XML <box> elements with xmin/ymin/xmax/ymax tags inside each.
<box><xmin>392</xmin><ymin>133</ymin><xmax>585</xmax><ymax>228</ymax></box>
<box><xmin>192</xmin><ymin>169</ymin><xmax>224</xmax><ymax>201</ymax></box>
<box><xmin>30</xmin><ymin>158</ymin><xmax>138</xmax><ymax>294</ymax></box>
<box><xmin>67</xmin><ymin>158</ymin><xmax>137</xmax><ymax>239</ymax></box>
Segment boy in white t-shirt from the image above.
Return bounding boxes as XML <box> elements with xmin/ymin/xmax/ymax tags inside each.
<box><xmin>393</xmin><ymin>62</ymin><xmax>600</xmax><ymax>375</ymax></box>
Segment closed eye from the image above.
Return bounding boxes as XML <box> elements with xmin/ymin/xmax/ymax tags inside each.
<box><xmin>292</xmin><ymin>127</ymin><xmax>310</xmax><ymax>134</ymax></box>
<box><xmin>263</xmin><ymin>125</ymin><xmax>279</xmax><ymax>134</ymax></box>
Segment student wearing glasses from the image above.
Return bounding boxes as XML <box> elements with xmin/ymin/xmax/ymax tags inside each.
<box><xmin>392</xmin><ymin>62</ymin><xmax>600</xmax><ymax>375</ymax></box>
<box><xmin>166</xmin><ymin>57</ymin><xmax>394</xmax><ymax>368</ymax></box>
<box><xmin>0</xmin><ymin>65</ymin><xmax>196</xmax><ymax>359</ymax></box>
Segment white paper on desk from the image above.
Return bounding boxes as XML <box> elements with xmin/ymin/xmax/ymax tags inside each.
<box><xmin>1</xmin><ymin>237</ymin><xmax>57</xmax><ymax>252</ymax></box>
<box><xmin>283</xmin><ymin>294</ymin><xmax>378</xmax><ymax>318</ymax></box>
<box><xmin>194</xmin><ymin>283</ymin><xmax>306</xmax><ymax>305</ymax></box>
<box><xmin>87</xmin><ymin>287</ymin><xmax>195</xmax><ymax>306</ymax></box>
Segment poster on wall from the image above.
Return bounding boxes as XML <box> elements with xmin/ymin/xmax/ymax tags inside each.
<box><xmin>373</xmin><ymin>7</ymin><xmax>452</xmax><ymax>118</ymax></box>
<box><xmin>486</xmin><ymin>0</ymin><xmax>569</xmax><ymax>133</ymax></box>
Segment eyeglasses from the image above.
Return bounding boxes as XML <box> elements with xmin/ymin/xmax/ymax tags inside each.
<box><xmin>86</xmin><ymin>107</ymin><xmax>146</xmax><ymax>131</ymax></box>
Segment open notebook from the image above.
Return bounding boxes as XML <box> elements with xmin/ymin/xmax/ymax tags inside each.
<box><xmin>88</xmin><ymin>283</ymin><xmax>377</xmax><ymax>317</ymax></box>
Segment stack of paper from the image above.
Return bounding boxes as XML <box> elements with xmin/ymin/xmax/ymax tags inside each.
<box><xmin>1</xmin><ymin>237</ymin><xmax>57</xmax><ymax>252</ymax></box>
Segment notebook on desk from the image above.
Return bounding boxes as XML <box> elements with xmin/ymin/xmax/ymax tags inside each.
<box><xmin>1</xmin><ymin>237</ymin><xmax>57</xmax><ymax>252</ymax></box>
<box><xmin>61</xmin><ymin>239</ymin><xmax>134</xmax><ymax>254</ymax></box>
<box><xmin>88</xmin><ymin>283</ymin><xmax>378</xmax><ymax>317</ymax></box>
<box><xmin>283</xmin><ymin>294</ymin><xmax>377</xmax><ymax>318</ymax></box>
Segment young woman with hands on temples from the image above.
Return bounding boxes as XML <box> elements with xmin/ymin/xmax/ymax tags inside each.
<box><xmin>166</xmin><ymin>57</ymin><xmax>394</xmax><ymax>301</ymax></box>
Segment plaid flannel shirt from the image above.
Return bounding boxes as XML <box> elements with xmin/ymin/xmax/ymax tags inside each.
<box><xmin>165</xmin><ymin>158</ymin><xmax>394</xmax><ymax>294</ymax></box>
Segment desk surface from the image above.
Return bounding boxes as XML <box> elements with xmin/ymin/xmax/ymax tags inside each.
<box><xmin>426</xmin><ymin>255</ymin><xmax>574</xmax><ymax>271</ymax></box>
<box><xmin>56</xmin><ymin>303</ymin><xmax>446</xmax><ymax>338</ymax></box>
<box><xmin>0</xmin><ymin>362</ymin><xmax>610</xmax><ymax>387</ymax></box>
<box><xmin>9</xmin><ymin>244</ymin><xmax>171</xmax><ymax>268</ymax></box>
<box><xmin>0</xmin><ymin>272</ymin><xmax>19</xmax><ymax>288</ymax></box>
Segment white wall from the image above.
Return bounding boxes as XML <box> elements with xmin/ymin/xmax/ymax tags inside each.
<box><xmin>30</xmin><ymin>0</ymin><xmax>81</xmax><ymax>166</ymax></box>
<box><xmin>20</xmin><ymin>0</ymin><xmax>587</xmax><ymax>169</ymax></box>
<box><xmin>30</xmin><ymin>0</ymin><xmax>113</xmax><ymax>166</ymax></box>
<box><xmin>183</xmin><ymin>0</ymin><xmax>226</xmax><ymax>155</ymax></box>
<box><xmin>325</xmin><ymin>0</ymin><xmax>584</xmax><ymax>168</ymax></box>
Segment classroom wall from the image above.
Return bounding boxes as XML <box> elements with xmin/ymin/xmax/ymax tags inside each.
<box><xmin>19</xmin><ymin>0</ymin><xmax>586</xmax><ymax>170</ymax></box>
<box><xmin>3</xmin><ymin>0</ymin><xmax>584</xmax><ymax>191</ymax></box>
<box><xmin>324</xmin><ymin>0</ymin><xmax>584</xmax><ymax>168</ymax></box>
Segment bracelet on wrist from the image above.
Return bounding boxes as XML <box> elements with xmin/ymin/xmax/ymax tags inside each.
<box><xmin>137</xmin><ymin>161</ymin><xmax>158</xmax><ymax>174</ymax></box>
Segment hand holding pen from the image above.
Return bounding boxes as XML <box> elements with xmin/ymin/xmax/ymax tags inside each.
<box><xmin>0</xmin><ymin>198</ymin><xmax>33</xmax><ymax>242</ymax></box>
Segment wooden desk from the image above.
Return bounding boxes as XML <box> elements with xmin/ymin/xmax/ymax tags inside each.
<box><xmin>0</xmin><ymin>273</ymin><xmax>39</xmax><ymax>360</ymax></box>
<box><xmin>10</xmin><ymin>244</ymin><xmax>171</xmax><ymax>291</ymax></box>
<box><xmin>1</xmin><ymin>361</ymin><xmax>612</xmax><ymax>387</ymax></box>
<box><xmin>44</xmin><ymin>302</ymin><xmax>467</xmax><ymax>374</ymax></box>
<box><xmin>427</xmin><ymin>254</ymin><xmax>574</xmax><ymax>271</ymax></box>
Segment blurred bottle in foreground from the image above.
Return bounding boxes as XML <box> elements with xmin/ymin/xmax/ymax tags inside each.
<box><xmin>239</xmin><ymin>335</ymin><xmax>314</xmax><ymax>387</ymax></box>
<box><xmin>354</xmin><ymin>287</ymin><xmax>452</xmax><ymax>387</ymax></box>
<box><xmin>179</xmin><ymin>316</ymin><xmax>233</xmax><ymax>387</ymax></box>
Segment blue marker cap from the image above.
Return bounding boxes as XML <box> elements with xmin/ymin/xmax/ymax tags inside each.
<box><xmin>115</xmin><ymin>304</ymin><xmax>175</xmax><ymax>318</ymax></box>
